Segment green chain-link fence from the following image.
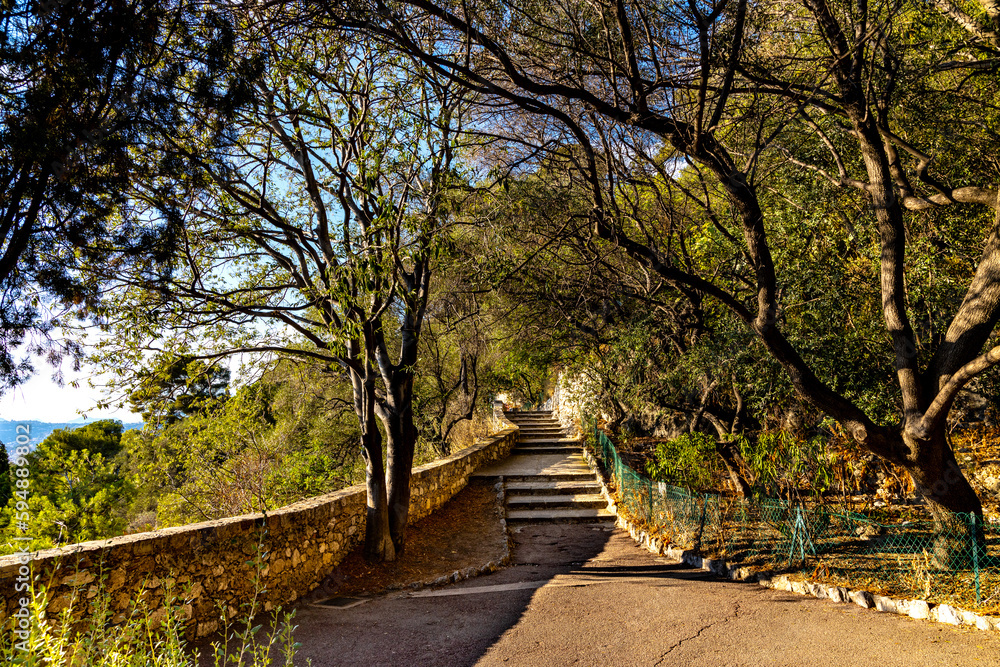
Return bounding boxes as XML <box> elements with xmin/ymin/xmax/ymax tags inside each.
<box><xmin>589</xmin><ymin>425</ymin><xmax>1000</xmax><ymax>612</ymax></box>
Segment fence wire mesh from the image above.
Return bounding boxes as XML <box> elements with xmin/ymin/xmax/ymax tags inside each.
<box><xmin>589</xmin><ymin>425</ymin><xmax>1000</xmax><ymax>613</ymax></box>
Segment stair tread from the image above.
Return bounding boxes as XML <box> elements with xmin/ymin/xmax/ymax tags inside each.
<box><xmin>515</xmin><ymin>449</ymin><xmax>580</xmax><ymax>453</ymax></box>
<box><xmin>506</xmin><ymin>480</ymin><xmax>600</xmax><ymax>489</ymax></box>
<box><xmin>506</xmin><ymin>508</ymin><xmax>614</xmax><ymax>519</ymax></box>
<box><xmin>504</xmin><ymin>473</ymin><xmax>595</xmax><ymax>481</ymax></box>
<box><xmin>507</xmin><ymin>494</ymin><xmax>605</xmax><ymax>503</ymax></box>
<box><xmin>517</xmin><ymin>438</ymin><xmax>580</xmax><ymax>443</ymax></box>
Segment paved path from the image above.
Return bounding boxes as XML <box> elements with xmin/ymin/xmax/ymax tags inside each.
<box><xmin>289</xmin><ymin>522</ymin><xmax>1000</xmax><ymax>666</ymax></box>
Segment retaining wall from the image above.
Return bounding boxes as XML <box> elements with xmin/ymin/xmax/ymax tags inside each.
<box><xmin>0</xmin><ymin>422</ymin><xmax>518</xmax><ymax>637</ymax></box>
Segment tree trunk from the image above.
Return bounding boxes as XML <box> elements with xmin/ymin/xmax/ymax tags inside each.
<box><xmin>702</xmin><ymin>413</ymin><xmax>753</xmax><ymax>498</ymax></box>
<box><xmin>351</xmin><ymin>336</ymin><xmax>396</xmax><ymax>563</ymax></box>
<box><xmin>385</xmin><ymin>395</ymin><xmax>416</xmax><ymax>554</ymax></box>
<box><xmin>715</xmin><ymin>440</ymin><xmax>753</xmax><ymax>499</ymax></box>
<box><xmin>900</xmin><ymin>426</ymin><xmax>983</xmax><ymax>567</ymax></box>
<box><xmin>360</xmin><ymin>420</ymin><xmax>395</xmax><ymax>562</ymax></box>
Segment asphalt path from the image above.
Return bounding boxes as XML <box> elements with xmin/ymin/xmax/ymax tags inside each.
<box><xmin>290</xmin><ymin>523</ymin><xmax>1000</xmax><ymax>666</ymax></box>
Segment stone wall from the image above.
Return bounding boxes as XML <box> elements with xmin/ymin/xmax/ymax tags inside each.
<box><xmin>550</xmin><ymin>371</ymin><xmax>600</xmax><ymax>436</ymax></box>
<box><xmin>0</xmin><ymin>421</ymin><xmax>518</xmax><ymax>637</ymax></box>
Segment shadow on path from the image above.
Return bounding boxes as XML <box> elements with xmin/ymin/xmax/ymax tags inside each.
<box><xmin>288</xmin><ymin>522</ymin><xmax>614</xmax><ymax>667</ymax></box>
<box><xmin>289</xmin><ymin>518</ymin><xmax>1000</xmax><ymax>667</ymax></box>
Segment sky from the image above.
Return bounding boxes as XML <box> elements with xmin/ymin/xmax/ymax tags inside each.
<box><xmin>0</xmin><ymin>363</ymin><xmax>142</xmax><ymax>423</ymax></box>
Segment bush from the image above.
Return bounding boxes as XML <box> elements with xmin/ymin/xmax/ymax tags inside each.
<box><xmin>738</xmin><ymin>429</ymin><xmax>833</xmax><ymax>502</ymax></box>
<box><xmin>645</xmin><ymin>432</ymin><xmax>719</xmax><ymax>491</ymax></box>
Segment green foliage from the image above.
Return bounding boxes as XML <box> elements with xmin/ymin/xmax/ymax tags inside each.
<box><xmin>125</xmin><ymin>365</ymin><xmax>362</xmax><ymax>528</ymax></box>
<box><xmin>0</xmin><ymin>420</ymin><xmax>134</xmax><ymax>553</ymax></box>
<box><xmin>128</xmin><ymin>355</ymin><xmax>230</xmax><ymax>425</ymax></box>
<box><xmin>484</xmin><ymin>340</ymin><xmax>556</xmax><ymax>407</ymax></box>
<box><xmin>738</xmin><ymin>430</ymin><xmax>834</xmax><ymax>502</ymax></box>
<box><xmin>0</xmin><ymin>443</ymin><xmax>11</xmax><ymax>509</ymax></box>
<box><xmin>645</xmin><ymin>432</ymin><xmax>719</xmax><ymax>492</ymax></box>
<box><xmin>0</xmin><ymin>0</ymin><xmax>190</xmax><ymax>392</ymax></box>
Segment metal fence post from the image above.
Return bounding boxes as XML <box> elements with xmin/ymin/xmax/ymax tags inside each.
<box><xmin>648</xmin><ymin>477</ymin><xmax>654</xmax><ymax>523</ymax></box>
<box><xmin>696</xmin><ymin>493</ymin><xmax>708</xmax><ymax>550</ymax></box>
<box><xmin>971</xmin><ymin>513</ymin><xmax>981</xmax><ymax>605</ymax></box>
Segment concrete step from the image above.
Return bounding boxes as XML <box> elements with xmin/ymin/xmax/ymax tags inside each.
<box><xmin>505</xmin><ymin>480</ymin><xmax>602</xmax><ymax>495</ymax></box>
<box><xmin>505</xmin><ymin>472</ymin><xmax>595</xmax><ymax>482</ymax></box>
<box><xmin>507</xmin><ymin>494</ymin><xmax>608</xmax><ymax>510</ymax></box>
<box><xmin>506</xmin><ymin>508</ymin><xmax>615</xmax><ymax>524</ymax></box>
<box><xmin>513</xmin><ymin>446</ymin><xmax>582</xmax><ymax>455</ymax></box>
<box><xmin>517</xmin><ymin>437</ymin><xmax>580</xmax><ymax>444</ymax></box>
<box><xmin>508</xmin><ymin>424</ymin><xmax>563</xmax><ymax>434</ymax></box>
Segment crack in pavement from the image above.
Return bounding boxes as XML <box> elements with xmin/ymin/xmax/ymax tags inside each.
<box><xmin>653</xmin><ymin>600</ymin><xmax>741</xmax><ymax>666</ymax></box>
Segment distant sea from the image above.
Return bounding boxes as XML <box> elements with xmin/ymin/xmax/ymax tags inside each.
<box><xmin>0</xmin><ymin>419</ymin><xmax>144</xmax><ymax>451</ymax></box>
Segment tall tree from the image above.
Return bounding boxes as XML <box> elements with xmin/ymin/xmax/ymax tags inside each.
<box><xmin>94</xmin><ymin>28</ymin><xmax>477</xmax><ymax>560</ymax></box>
<box><xmin>128</xmin><ymin>355</ymin><xmax>230</xmax><ymax>425</ymax></box>
<box><xmin>0</xmin><ymin>420</ymin><xmax>132</xmax><ymax>550</ymax></box>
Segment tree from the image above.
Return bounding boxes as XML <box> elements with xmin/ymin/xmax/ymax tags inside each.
<box><xmin>128</xmin><ymin>355</ymin><xmax>230</xmax><ymax>424</ymax></box>
<box><xmin>93</xmin><ymin>28</ymin><xmax>480</xmax><ymax>561</ymax></box>
<box><xmin>329</xmin><ymin>0</ymin><xmax>1000</xmax><ymax>553</ymax></box>
<box><xmin>411</xmin><ymin>264</ymin><xmax>491</xmax><ymax>455</ymax></box>
<box><xmin>0</xmin><ymin>0</ymin><xmax>204</xmax><ymax>391</ymax></box>
<box><xmin>0</xmin><ymin>444</ymin><xmax>11</xmax><ymax>510</ymax></box>
<box><xmin>0</xmin><ymin>420</ymin><xmax>133</xmax><ymax>550</ymax></box>
<box><xmin>122</xmin><ymin>360</ymin><xmax>364</xmax><ymax>528</ymax></box>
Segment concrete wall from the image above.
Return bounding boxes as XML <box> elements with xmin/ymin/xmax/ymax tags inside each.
<box><xmin>0</xmin><ymin>421</ymin><xmax>518</xmax><ymax>637</ymax></box>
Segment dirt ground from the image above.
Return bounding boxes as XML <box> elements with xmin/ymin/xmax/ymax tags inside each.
<box><xmin>302</xmin><ymin>478</ymin><xmax>509</xmax><ymax>604</ymax></box>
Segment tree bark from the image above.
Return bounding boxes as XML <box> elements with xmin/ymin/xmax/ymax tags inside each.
<box><xmin>383</xmin><ymin>383</ymin><xmax>417</xmax><ymax>554</ymax></box>
<box><xmin>702</xmin><ymin>412</ymin><xmax>753</xmax><ymax>498</ymax></box>
<box><xmin>376</xmin><ymin>262</ymin><xmax>428</xmax><ymax>555</ymax></box>
<box><xmin>359</xmin><ymin>398</ymin><xmax>395</xmax><ymax>562</ymax></box>
<box><xmin>350</xmin><ymin>333</ymin><xmax>396</xmax><ymax>562</ymax></box>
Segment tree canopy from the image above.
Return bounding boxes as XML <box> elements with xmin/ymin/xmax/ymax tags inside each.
<box><xmin>7</xmin><ymin>0</ymin><xmax>1000</xmax><ymax>562</ymax></box>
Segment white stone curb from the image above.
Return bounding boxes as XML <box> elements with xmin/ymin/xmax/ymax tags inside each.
<box><xmin>580</xmin><ymin>446</ymin><xmax>1000</xmax><ymax>633</ymax></box>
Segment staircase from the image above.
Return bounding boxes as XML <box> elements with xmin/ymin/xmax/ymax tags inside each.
<box><xmin>501</xmin><ymin>411</ymin><xmax>614</xmax><ymax>525</ymax></box>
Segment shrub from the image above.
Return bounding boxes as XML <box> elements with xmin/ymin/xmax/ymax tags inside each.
<box><xmin>645</xmin><ymin>432</ymin><xmax>719</xmax><ymax>492</ymax></box>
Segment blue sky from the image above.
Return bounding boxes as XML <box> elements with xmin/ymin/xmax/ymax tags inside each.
<box><xmin>0</xmin><ymin>364</ymin><xmax>141</xmax><ymax>423</ymax></box>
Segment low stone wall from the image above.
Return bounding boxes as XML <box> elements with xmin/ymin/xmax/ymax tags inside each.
<box><xmin>0</xmin><ymin>422</ymin><xmax>518</xmax><ymax>637</ymax></box>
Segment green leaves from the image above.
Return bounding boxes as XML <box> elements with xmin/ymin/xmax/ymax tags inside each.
<box><xmin>123</xmin><ymin>364</ymin><xmax>363</xmax><ymax>527</ymax></box>
<box><xmin>738</xmin><ymin>430</ymin><xmax>834</xmax><ymax>502</ymax></box>
<box><xmin>645</xmin><ymin>432</ymin><xmax>720</xmax><ymax>492</ymax></box>
<box><xmin>128</xmin><ymin>355</ymin><xmax>230</xmax><ymax>425</ymax></box>
<box><xmin>0</xmin><ymin>420</ymin><xmax>133</xmax><ymax>552</ymax></box>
